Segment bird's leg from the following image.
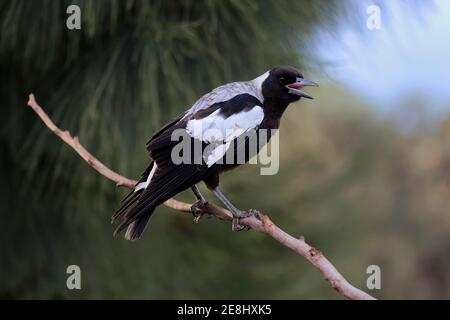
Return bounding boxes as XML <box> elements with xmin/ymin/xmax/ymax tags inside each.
<box><xmin>191</xmin><ymin>184</ymin><xmax>208</xmax><ymax>223</ymax></box>
<box><xmin>212</xmin><ymin>187</ymin><xmax>260</xmax><ymax>231</ymax></box>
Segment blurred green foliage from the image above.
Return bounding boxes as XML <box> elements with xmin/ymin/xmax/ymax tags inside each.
<box><xmin>1</xmin><ymin>0</ymin><xmax>449</xmax><ymax>299</ymax></box>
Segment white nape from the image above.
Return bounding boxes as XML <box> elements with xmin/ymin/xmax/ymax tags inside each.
<box><xmin>134</xmin><ymin>163</ymin><xmax>158</xmax><ymax>192</ymax></box>
<box><xmin>251</xmin><ymin>71</ymin><xmax>269</xmax><ymax>102</ymax></box>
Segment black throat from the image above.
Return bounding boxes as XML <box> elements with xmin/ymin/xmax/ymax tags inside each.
<box><xmin>260</xmin><ymin>97</ymin><xmax>289</xmax><ymax>129</ymax></box>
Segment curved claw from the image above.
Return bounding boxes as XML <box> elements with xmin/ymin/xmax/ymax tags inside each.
<box><xmin>191</xmin><ymin>200</ymin><xmax>208</xmax><ymax>223</ymax></box>
<box><xmin>231</xmin><ymin>209</ymin><xmax>260</xmax><ymax>231</ymax></box>
<box><xmin>232</xmin><ymin>217</ymin><xmax>247</xmax><ymax>231</ymax></box>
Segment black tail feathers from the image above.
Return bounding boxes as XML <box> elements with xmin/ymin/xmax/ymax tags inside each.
<box><xmin>112</xmin><ymin>163</ymin><xmax>155</xmax><ymax>241</ymax></box>
<box><xmin>112</xmin><ymin>195</ymin><xmax>156</xmax><ymax>241</ymax></box>
<box><xmin>124</xmin><ymin>213</ymin><xmax>152</xmax><ymax>241</ymax></box>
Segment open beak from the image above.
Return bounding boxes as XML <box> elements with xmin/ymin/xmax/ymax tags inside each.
<box><xmin>286</xmin><ymin>77</ymin><xmax>318</xmax><ymax>99</ymax></box>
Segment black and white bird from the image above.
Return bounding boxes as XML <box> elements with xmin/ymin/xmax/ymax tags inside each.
<box><xmin>112</xmin><ymin>66</ymin><xmax>318</xmax><ymax>240</ymax></box>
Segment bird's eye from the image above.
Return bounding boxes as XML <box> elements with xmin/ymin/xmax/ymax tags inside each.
<box><xmin>279</xmin><ymin>77</ymin><xmax>287</xmax><ymax>85</ymax></box>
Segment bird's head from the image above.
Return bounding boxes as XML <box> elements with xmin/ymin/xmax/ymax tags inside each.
<box><xmin>255</xmin><ymin>66</ymin><xmax>318</xmax><ymax>104</ymax></box>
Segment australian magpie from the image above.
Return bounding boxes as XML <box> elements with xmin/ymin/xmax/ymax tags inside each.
<box><xmin>112</xmin><ymin>66</ymin><xmax>318</xmax><ymax>240</ymax></box>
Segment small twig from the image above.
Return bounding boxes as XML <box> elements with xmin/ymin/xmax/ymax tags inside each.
<box><xmin>27</xmin><ymin>93</ymin><xmax>376</xmax><ymax>300</ymax></box>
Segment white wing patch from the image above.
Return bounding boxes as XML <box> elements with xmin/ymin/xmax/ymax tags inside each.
<box><xmin>205</xmin><ymin>142</ymin><xmax>231</xmax><ymax>166</ymax></box>
<box><xmin>186</xmin><ymin>106</ymin><xmax>264</xmax><ymax>167</ymax></box>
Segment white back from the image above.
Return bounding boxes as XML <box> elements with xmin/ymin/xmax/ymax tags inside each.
<box><xmin>183</xmin><ymin>71</ymin><xmax>269</xmax><ymax>119</ymax></box>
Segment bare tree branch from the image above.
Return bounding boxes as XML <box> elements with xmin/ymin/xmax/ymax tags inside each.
<box><xmin>27</xmin><ymin>93</ymin><xmax>376</xmax><ymax>300</ymax></box>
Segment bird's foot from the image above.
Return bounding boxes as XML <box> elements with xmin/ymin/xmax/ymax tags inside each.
<box><xmin>231</xmin><ymin>209</ymin><xmax>261</xmax><ymax>231</ymax></box>
<box><xmin>191</xmin><ymin>200</ymin><xmax>208</xmax><ymax>223</ymax></box>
